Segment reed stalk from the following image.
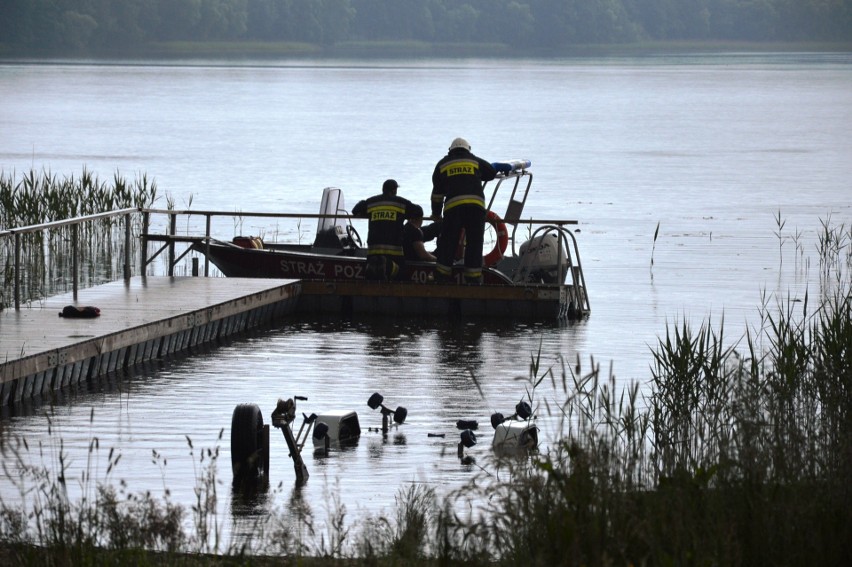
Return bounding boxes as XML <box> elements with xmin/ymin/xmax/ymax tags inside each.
<box><xmin>0</xmin><ymin>168</ymin><xmax>157</xmax><ymax>309</ymax></box>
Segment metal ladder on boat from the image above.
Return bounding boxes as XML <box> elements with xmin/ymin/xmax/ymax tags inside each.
<box><xmin>486</xmin><ymin>169</ymin><xmax>533</xmax><ymax>257</ymax></box>
<box><xmin>485</xmin><ymin>169</ymin><xmax>590</xmax><ymax>316</ymax></box>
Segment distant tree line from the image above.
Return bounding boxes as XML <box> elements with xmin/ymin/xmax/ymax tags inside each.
<box><xmin>1</xmin><ymin>0</ymin><xmax>850</xmax><ymax>55</ymax></box>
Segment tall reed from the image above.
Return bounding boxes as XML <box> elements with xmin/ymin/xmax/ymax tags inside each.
<box><xmin>0</xmin><ymin>168</ymin><xmax>157</xmax><ymax>308</ymax></box>
<box><xmin>436</xmin><ymin>220</ymin><xmax>852</xmax><ymax>566</ymax></box>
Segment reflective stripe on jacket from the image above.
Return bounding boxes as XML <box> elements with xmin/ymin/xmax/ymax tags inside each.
<box><xmin>431</xmin><ymin>149</ymin><xmax>496</xmax><ymax>218</ymax></box>
<box><xmin>352</xmin><ymin>194</ymin><xmax>416</xmax><ymax>256</ymax></box>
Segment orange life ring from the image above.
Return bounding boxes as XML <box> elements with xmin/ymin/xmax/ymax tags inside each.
<box><xmin>454</xmin><ymin>210</ymin><xmax>509</xmax><ymax>267</ymax></box>
<box><xmin>483</xmin><ymin>210</ymin><xmax>509</xmax><ymax>267</ymax></box>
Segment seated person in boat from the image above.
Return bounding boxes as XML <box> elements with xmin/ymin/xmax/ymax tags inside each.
<box><xmin>352</xmin><ymin>179</ymin><xmax>420</xmax><ymax>280</ymax></box>
<box><xmin>404</xmin><ymin>205</ymin><xmax>440</xmax><ymax>262</ymax></box>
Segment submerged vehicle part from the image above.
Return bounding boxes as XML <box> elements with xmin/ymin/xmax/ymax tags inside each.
<box><xmin>231</xmin><ymin>403</ymin><xmax>269</xmax><ymax>485</ymax></box>
<box><xmin>367</xmin><ymin>392</ymin><xmax>408</xmax><ymax>435</ymax></box>
<box><xmin>490</xmin><ymin>400</ymin><xmax>538</xmax><ymax>457</ymax></box>
<box><xmin>492</xmin><ymin>420</ymin><xmax>539</xmax><ymax>456</ymax></box>
<box><xmin>231</xmin><ymin>396</ymin><xmax>361</xmax><ymax>486</ymax></box>
<box><xmin>312</xmin><ymin>410</ymin><xmax>361</xmax><ymax>446</ymax></box>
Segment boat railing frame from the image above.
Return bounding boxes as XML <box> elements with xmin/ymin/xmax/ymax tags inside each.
<box><xmin>139</xmin><ymin>207</ymin><xmax>587</xmax><ymax>305</ymax></box>
<box><xmin>139</xmin><ymin>208</ymin><xmax>371</xmax><ymax>277</ymax></box>
<box><xmin>524</xmin><ymin>223</ymin><xmax>591</xmax><ymax>314</ymax></box>
<box><xmin>485</xmin><ymin>169</ymin><xmax>534</xmax><ymax>256</ymax></box>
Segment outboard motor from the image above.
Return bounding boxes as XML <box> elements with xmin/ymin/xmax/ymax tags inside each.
<box><xmin>513</xmin><ymin>232</ymin><xmax>568</xmax><ymax>284</ymax></box>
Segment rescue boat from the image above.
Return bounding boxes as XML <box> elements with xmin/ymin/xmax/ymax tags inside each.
<box><xmin>188</xmin><ymin>162</ymin><xmax>590</xmax><ymax>319</ymax></box>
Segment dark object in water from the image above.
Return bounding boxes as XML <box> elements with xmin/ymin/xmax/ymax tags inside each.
<box><xmin>59</xmin><ymin>305</ymin><xmax>101</xmax><ymax>318</ymax></box>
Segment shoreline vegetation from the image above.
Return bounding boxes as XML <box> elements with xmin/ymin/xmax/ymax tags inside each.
<box><xmin>1</xmin><ymin>171</ymin><xmax>850</xmax><ymax>565</ymax></box>
<box><xmin>1</xmin><ymin>0</ymin><xmax>851</xmax><ymax>62</ymax></box>
<box><xmin>2</xmin><ymin>39</ymin><xmax>852</xmax><ymax>62</ymax></box>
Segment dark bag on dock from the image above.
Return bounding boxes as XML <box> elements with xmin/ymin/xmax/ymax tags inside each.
<box><xmin>59</xmin><ymin>305</ymin><xmax>101</xmax><ymax>318</ymax></box>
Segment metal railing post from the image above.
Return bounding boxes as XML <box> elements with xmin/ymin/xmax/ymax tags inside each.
<box><xmin>123</xmin><ymin>212</ymin><xmax>132</xmax><ymax>280</ymax></box>
<box><xmin>72</xmin><ymin>224</ymin><xmax>79</xmax><ymax>301</ymax></box>
<box><xmin>140</xmin><ymin>210</ymin><xmax>150</xmax><ymax>277</ymax></box>
<box><xmin>556</xmin><ymin>222</ymin><xmax>566</xmax><ymax>284</ymax></box>
<box><xmin>168</xmin><ymin>213</ymin><xmax>176</xmax><ymax>276</ymax></box>
<box><xmin>14</xmin><ymin>232</ymin><xmax>20</xmax><ymax>310</ymax></box>
<box><xmin>204</xmin><ymin>214</ymin><xmax>211</xmax><ymax>277</ymax></box>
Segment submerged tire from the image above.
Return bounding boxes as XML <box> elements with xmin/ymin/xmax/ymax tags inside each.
<box><xmin>231</xmin><ymin>403</ymin><xmax>264</xmax><ymax>481</ymax></box>
<box><xmin>393</xmin><ymin>406</ymin><xmax>408</xmax><ymax>424</ymax></box>
<box><xmin>367</xmin><ymin>392</ymin><xmax>383</xmax><ymax>410</ymax></box>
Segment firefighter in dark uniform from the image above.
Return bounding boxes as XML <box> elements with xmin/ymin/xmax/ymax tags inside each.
<box><xmin>352</xmin><ymin>179</ymin><xmax>419</xmax><ymax>280</ymax></box>
<box><xmin>431</xmin><ymin>137</ymin><xmax>497</xmax><ymax>284</ymax></box>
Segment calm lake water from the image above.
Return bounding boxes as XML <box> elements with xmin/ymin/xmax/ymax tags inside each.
<box><xmin>1</xmin><ymin>53</ymin><xmax>851</xmax><ymax>546</ymax></box>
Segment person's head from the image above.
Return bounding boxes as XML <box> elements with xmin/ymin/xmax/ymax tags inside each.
<box><xmin>408</xmin><ymin>204</ymin><xmax>424</xmax><ymax>226</ymax></box>
<box><xmin>382</xmin><ymin>179</ymin><xmax>399</xmax><ymax>196</ymax></box>
<box><xmin>449</xmin><ymin>137</ymin><xmax>471</xmax><ymax>152</ymax></box>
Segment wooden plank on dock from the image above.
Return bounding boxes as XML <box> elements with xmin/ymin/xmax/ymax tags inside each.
<box><xmin>0</xmin><ymin>276</ymin><xmax>300</xmax><ymax>405</ymax></box>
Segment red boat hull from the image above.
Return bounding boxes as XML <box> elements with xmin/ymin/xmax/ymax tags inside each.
<box><xmin>193</xmin><ymin>241</ymin><xmax>513</xmax><ymax>285</ymax></box>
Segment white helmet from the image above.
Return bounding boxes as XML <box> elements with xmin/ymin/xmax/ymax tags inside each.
<box><xmin>449</xmin><ymin>137</ymin><xmax>470</xmax><ymax>151</ymax></box>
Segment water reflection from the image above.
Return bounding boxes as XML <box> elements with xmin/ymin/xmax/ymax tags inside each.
<box><xmin>0</xmin><ymin>307</ymin><xmax>589</xmax><ymax>545</ymax></box>
<box><xmin>435</xmin><ymin>321</ymin><xmax>485</xmax><ymax>370</ymax></box>
<box><xmin>362</xmin><ymin>317</ymin><xmax>423</xmax><ymax>359</ymax></box>
<box><xmin>230</xmin><ymin>479</ymin><xmax>271</xmax><ymax>518</ymax></box>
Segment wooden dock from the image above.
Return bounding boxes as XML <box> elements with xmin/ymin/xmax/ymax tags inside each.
<box><xmin>0</xmin><ymin>276</ymin><xmax>300</xmax><ymax>406</ymax></box>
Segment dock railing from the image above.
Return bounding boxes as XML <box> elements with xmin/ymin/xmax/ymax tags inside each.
<box><xmin>2</xmin><ymin>207</ymin><xmax>589</xmax><ymax>314</ymax></box>
<box><xmin>139</xmin><ymin>208</ymin><xmax>360</xmax><ymax>277</ymax></box>
<box><xmin>0</xmin><ymin>208</ymin><xmax>138</xmax><ymax>310</ymax></box>
<box><xmin>139</xmin><ymin>208</ymin><xmax>589</xmax><ymax>313</ymax></box>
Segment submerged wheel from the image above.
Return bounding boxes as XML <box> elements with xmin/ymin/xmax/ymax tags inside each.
<box><xmin>231</xmin><ymin>403</ymin><xmax>265</xmax><ymax>481</ymax></box>
<box><xmin>515</xmin><ymin>401</ymin><xmax>532</xmax><ymax>420</ymax></box>
<box><xmin>393</xmin><ymin>406</ymin><xmax>408</xmax><ymax>424</ymax></box>
<box><xmin>367</xmin><ymin>392</ymin><xmax>383</xmax><ymax>410</ymax></box>
<box><xmin>313</xmin><ymin>421</ymin><xmax>330</xmax><ymax>441</ymax></box>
